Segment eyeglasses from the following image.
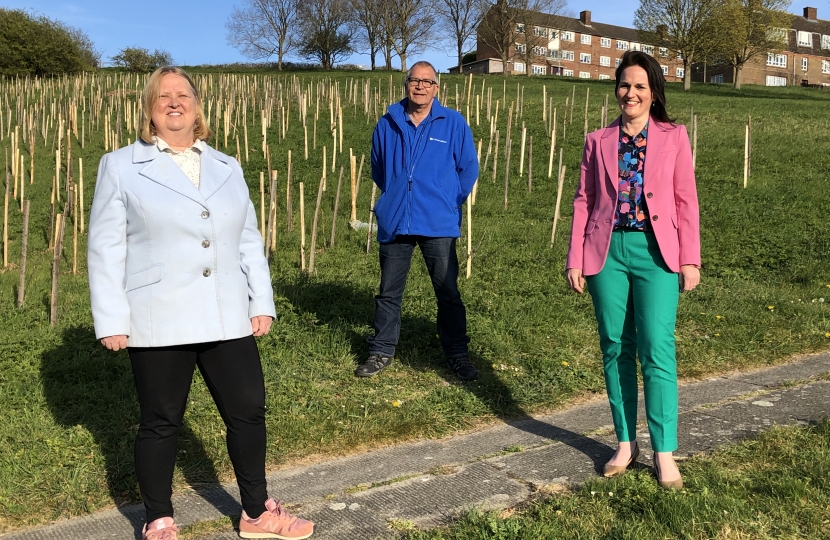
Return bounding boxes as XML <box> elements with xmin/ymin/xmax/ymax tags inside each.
<box><xmin>406</xmin><ymin>77</ymin><xmax>437</xmax><ymax>88</ymax></box>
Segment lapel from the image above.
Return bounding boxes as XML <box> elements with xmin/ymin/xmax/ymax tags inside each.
<box><xmin>133</xmin><ymin>141</ymin><xmax>233</xmax><ymax>207</ymax></box>
<box><xmin>599</xmin><ymin>118</ymin><xmax>621</xmax><ymax>193</ymax></box>
<box><xmin>199</xmin><ymin>145</ymin><xmax>233</xmax><ymax>201</ymax></box>
<box><xmin>134</xmin><ymin>140</ymin><xmax>207</xmax><ymax>208</ymax></box>
<box><xmin>643</xmin><ymin>116</ymin><xmax>667</xmax><ymax>186</ymax></box>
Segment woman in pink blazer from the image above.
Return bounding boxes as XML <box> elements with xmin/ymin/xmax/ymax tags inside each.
<box><xmin>566</xmin><ymin>51</ymin><xmax>700</xmax><ymax>489</ymax></box>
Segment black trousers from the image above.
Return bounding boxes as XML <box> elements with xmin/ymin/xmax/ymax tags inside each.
<box><xmin>128</xmin><ymin>336</ymin><xmax>268</xmax><ymax>522</ymax></box>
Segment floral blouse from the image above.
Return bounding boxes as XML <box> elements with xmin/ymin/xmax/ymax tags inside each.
<box><xmin>614</xmin><ymin>124</ymin><xmax>650</xmax><ymax>230</ymax></box>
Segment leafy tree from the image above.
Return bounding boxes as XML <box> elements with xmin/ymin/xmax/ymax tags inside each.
<box><xmin>226</xmin><ymin>0</ymin><xmax>298</xmax><ymax>70</ymax></box>
<box><xmin>111</xmin><ymin>47</ymin><xmax>174</xmax><ymax>72</ymax></box>
<box><xmin>709</xmin><ymin>0</ymin><xmax>792</xmax><ymax>89</ymax></box>
<box><xmin>0</xmin><ymin>8</ymin><xmax>99</xmax><ymax>75</ymax></box>
<box><xmin>635</xmin><ymin>0</ymin><xmax>721</xmax><ymax>90</ymax></box>
<box><xmin>297</xmin><ymin>0</ymin><xmax>354</xmax><ymax>69</ymax></box>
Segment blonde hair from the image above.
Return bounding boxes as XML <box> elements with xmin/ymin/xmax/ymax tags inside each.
<box><xmin>139</xmin><ymin>66</ymin><xmax>212</xmax><ymax>144</ymax></box>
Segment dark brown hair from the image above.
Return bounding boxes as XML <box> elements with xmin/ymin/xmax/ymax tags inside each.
<box><xmin>614</xmin><ymin>51</ymin><xmax>674</xmax><ymax>124</ymax></box>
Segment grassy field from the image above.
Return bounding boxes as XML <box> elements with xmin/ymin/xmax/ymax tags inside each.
<box><xmin>402</xmin><ymin>419</ymin><xmax>830</xmax><ymax>540</ymax></box>
<box><xmin>0</xmin><ymin>70</ymin><xmax>829</xmax><ymax>531</ymax></box>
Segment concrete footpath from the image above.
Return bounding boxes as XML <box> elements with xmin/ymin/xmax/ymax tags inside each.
<box><xmin>5</xmin><ymin>352</ymin><xmax>830</xmax><ymax>540</ymax></box>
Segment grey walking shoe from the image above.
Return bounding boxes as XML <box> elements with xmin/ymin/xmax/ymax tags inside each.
<box><xmin>355</xmin><ymin>353</ymin><xmax>393</xmax><ymax>377</ymax></box>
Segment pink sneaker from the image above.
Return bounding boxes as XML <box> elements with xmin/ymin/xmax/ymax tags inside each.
<box><xmin>142</xmin><ymin>517</ymin><xmax>179</xmax><ymax>540</ymax></box>
<box><xmin>239</xmin><ymin>498</ymin><xmax>314</xmax><ymax>539</ymax></box>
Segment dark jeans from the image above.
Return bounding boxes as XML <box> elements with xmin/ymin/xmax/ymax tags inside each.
<box><xmin>367</xmin><ymin>235</ymin><xmax>470</xmax><ymax>358</ymax></box>
<box><xmin>128</xmin><ymin>336</ymin><xmax>268</xmax><ymax>523</ymax></box>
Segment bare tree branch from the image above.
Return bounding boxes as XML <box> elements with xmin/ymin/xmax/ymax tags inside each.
<box><xmin>226</xmin><ymin>0</ymin><xmax>298</xmax><ymax>70</ymax></box>
<box><xmin>351</xmin><ymin>0</ymin><xmax>384</xmax><ymax>69</ymax></box>
<box><xmin>435</xmin><ymin>0</ymin><xmax>483</xmax><ymax>73</ymax></box>
<box><xmin>379</xmin><ymin>0</ymin><xmax>436</xmax><ymax>72</ymax></box>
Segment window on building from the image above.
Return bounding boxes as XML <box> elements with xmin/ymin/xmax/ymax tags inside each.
<box><xmin>515</xmin><ymin>43</ymin><xmax>526</xmax><ymax>53</ymax></box>
<box><xmin>532</xmin><ymin>46</ymin><xmax>547</xmax><ymax>56</ymax></box>
<box><xmin>563</xmin><ymin>69</ymin><xmax>574</xmax><ymax>76</ymax></box>
<box><xmin>600</xmin><ymin>56</ymin><xmax>610</xmax><ymax>67</ymax></box>
<box><xmin>823</xmin><ymin>34</ymin><xmax>830</xmax><ymax>49</ymax></box>
<box><xmin>823</xmin><ymin>59</ymin><xmax>830</xmax><ymax>74</ymax></box>
<box><xmin>561</xmin><ymin>31</ymin><xmax>574</xmax><ymax>41</ymax></box>
<box><xmin>711</xmin><ymin>73</ymin><xmax>724</xmax><ymax>84</ymax></box>
<box><xmin>581</xmin><ymin>34</ymin><xmax>592</xmax><ymax>44</ymax></box>
<box><xmin>676</xmin><ymin>51</ymin><xmax>683</xmax><ymax>60</ymax></box>
<box><xmin>630</xmin><ymin>42</ymin><xmax>641</xmax><ymax>51</ymax></box>
<box><xmin>659</xmin><ymin>47</ymin><xmax>668</xmax><ymax>57</ymax></box>
<box><xmin>661</xmin><ymin>65</ymin><xmax>669</xmax><ymax>75</ymax></box>
<box><xmin>676</xmin><ymin>67</ymin><xmax>685</xmax><ymax>78</ymax></box>
<box><xmin>601</xmin><ymin>37</ymin><xmax>611</xmax><ymax>48</ymax></box>
<box><xmin>797</xmin><ymin>31</ymin><xmax>813</xmax><ymax>47</ymax></box>
<box><xmin>642</xmin><ymin>44</ymin><xmax>654</xmax><ymax>55</ymax></box>
<box><xmin>615</xmin><ymin>58</ymin><xmax>621</xmax><ymax>67</ymax></box>
<box><xmin>514</xmin><ymin>61</ymin><xmax>525</xmax><ymax>72</ymax></box>
<box><xmin>548</xmin><ymin>50</ymin><xmax>559</xmax><ymax>59</ymax></box>
<box><xmin>579</xmin><ymin>71</ymin><xmax>591</xmax><ymax>78</ymax></box>
<box><xmin>560</xmin><ymin>50</ymin><xmax>575</xmax><ymax>61</ymax></box>
<box><xmin>766</xmin><ymin>75</ymin><xmax>787</xmax><ymax>86</ymax></box>
<box><xmin>533</xmin><ymin>26</ymin><xmax>547</xmax><ymax>37</ymax></box>
<box><xmin>616</xmin><ymin>40</ymin><xmax>629</xmax><ymax>50</ymax></box>
<box><xmin>766</xmin><ymin>53</ymin><xmax>787</xmax><ymax>67</ymax></box>
<box><xmin>516</xmin><ymin>24</ymin><xmax>525</xmax><ymax>34</ymax></box>
<box><xmin>803</xmin><ymin>57</ymin><xmax>808</xmax><ymax>70</ymax></box>
<box><xmin>580</xmin><ymin>53</ymin><xmax>591</xmax><ymax>63</ymax></box>
<box><xmin>531</xmin><ymin>64</ymin><xmax>547</xmax><ymax>75</ymax></box>
<box><xmin>599</xmin><ymin>74</ymin><xmax>611</xmax><ymax>80</ymax></box>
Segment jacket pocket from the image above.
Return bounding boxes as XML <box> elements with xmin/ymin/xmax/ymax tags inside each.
<box><xmin>125</xmin><ymin>264</ymin><xmax>163</xmax><ymax>291</ymax></box>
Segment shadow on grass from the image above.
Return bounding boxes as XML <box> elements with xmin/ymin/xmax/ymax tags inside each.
<box><xmin>278</xmin><ymin>271</ymin><xmax>613</xmax><ymax>473</ymax></box>
<box><xmin>40</xmin><ymin>326</ymin><xmax>240</xmax><ymax>538</ymax></box>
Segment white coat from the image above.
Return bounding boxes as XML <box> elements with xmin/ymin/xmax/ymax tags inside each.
<box><xmin>87</xmin><ymin>140</ymin><xmax>276</xmax><ymax>347</ymax></box>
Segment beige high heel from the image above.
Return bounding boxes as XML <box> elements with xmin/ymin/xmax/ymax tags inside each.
<box><xmin>603</xmin><ymin>442</ymin><xmax>640</xmax><ymax>477</ymax></box>
<box><xmin>654</xmin><ymin>457</ymin><xmax>684</xmax><ymax>490</ymax></box>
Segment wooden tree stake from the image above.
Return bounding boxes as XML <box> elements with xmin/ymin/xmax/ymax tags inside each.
<box><xmin>551</xmin><ymin>159</ymin><xmax>566</xmax><ymax>247</ymax></box>
<box><xmin>308</xmin><ymin>175</ymin><xmax>325</xmax><ymax>273</ymax></box>
<box><xmin>16</xmin><ymin>200</ymin><xmax>29</xmax><ymax>308</ymax></box>
<box><xmin>299</xmin><ymin>182</ymin><xmax>306</xmax><ymax>271</ymax></box>
<box><xmin>330</xmin><ymin>166</ymin><xmax>344</xmax><ymax>247</ymax></box>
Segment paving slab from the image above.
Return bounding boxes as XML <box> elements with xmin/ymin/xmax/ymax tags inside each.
<box><xmin>727</xmin><ymin>352</ymin><xmax>830</xmax><ymax>387</ymax></box>
<box><xmin>703</xmin><ymin>381</ymin><xmax>830</xmax><ymax>428</ymax></box>
<box><xmin>3</xmin><ymin>356</ymin><xmax>829</xmax><ymax>540</ymax></box>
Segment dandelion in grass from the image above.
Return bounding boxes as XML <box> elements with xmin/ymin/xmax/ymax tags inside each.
<box><xmin>714</xmin><ymin>333</ymin><xmax>720</xmax><ymax>337</ymax></box>
<box><xmin>768</xmin><ymin>306</ymin><xmax>774</xmax><ymax>311</ymax></box>
<box><xmin>562</xmin><ymin>361</ymin><xmax>569</xmax><ymax>366</ymax></box>
<box><xmin>825</xmin><ymin>333</ymin><xmax>830</xmax><ymax>338</ymax></box>
<box><xmin>716</xmin><ymin>315</ymin><xmax>723</xmax><ymax>319</ymax></box>
<box><xmin>391</xmin><ymin>400</ymin><xmax>401</xmax><ymax>408</ymax></box>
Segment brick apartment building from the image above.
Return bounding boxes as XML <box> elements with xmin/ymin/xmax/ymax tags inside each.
<box><xmin>466</xmin><ymin>9</ymin><xmax>683</xmax><ymax>82</ymax></box>
<box><xmin>692</xmin><ymin>7</ymin><xmax>830</xmax><ymax>86</ymax></box>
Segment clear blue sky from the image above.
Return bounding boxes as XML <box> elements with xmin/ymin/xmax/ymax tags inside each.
<box><xmin>5</xmin><ymin>0</ymin><xmax>824</xmax><ymax>72</ymax></box>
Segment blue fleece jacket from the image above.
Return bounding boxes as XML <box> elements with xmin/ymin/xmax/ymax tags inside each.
<box><xmin>371</xmin><ymin>98</ymin><xmax>479</xmax><ymax>243</ymax></box>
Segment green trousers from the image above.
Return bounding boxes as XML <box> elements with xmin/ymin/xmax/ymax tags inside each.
<box><xmin>586</xmin><ymin>229</ymin><xmax>679</xmax><ymax>452</ymax></box>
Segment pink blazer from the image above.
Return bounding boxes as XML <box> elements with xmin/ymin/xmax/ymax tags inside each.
<box><xmin>566</xmin><ymin>117</ymin><xmax>700</xmax><ymax>275</ymax></box>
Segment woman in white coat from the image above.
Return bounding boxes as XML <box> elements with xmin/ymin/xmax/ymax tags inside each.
<box><xmin>88</xmin><ymin>67</ymin><xmax>313</xmax><ymax>540</ymax></box>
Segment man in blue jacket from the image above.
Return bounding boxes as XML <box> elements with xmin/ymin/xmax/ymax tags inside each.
<box><xmin>356</xmin><ymin>60</ymin><xmax>480</xmax><ymax>380</ymax></box>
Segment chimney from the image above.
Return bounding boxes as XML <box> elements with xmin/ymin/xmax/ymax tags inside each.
<box><xmin>580</xmin><ymin>10</ymin><xmax>591</xmax><ymax>26</ymax></box>
<box><xmin>804</xmin><ymin>6</ymin><xmax>817</xmax><ymax>20</ymax></box>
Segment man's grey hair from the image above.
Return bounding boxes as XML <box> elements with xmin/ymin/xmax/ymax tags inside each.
<box><xmin>406</xmin><ymin>61</ymin><xmax>438</xmax><ymax>81</ymax></box>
